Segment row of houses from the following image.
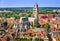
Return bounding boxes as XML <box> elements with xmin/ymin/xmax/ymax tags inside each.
<box><xmin>38</xmin><ymin>14</ymin><xmax>60</xmax><ymax>41</ymax></box>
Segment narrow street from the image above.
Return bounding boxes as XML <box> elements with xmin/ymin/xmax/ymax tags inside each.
<box><xmin>47</xmin><ymin>34</ymin><xmax>52</xmax><ymax>41</ymax></box>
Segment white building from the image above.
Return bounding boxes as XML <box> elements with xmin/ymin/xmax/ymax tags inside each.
<box><xmin>20</xmin><ymin>17</ymin><xmax>30</xmax><ymax>31</ymax></box>
<box><xmin>28</xmin><ymin>17</ymin><xmax>36</xmax><ymax>25</ymax></box>
<box><xmin>0</xmin><ymin>10</ymin><xmax>12</xmax><ymax>13</ymax></box>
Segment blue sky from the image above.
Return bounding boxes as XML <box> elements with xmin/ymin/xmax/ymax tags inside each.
<box><xmin>0</xmin><ymin>0</ymin><xmax>60</xmax><ymax>7</ymax></box>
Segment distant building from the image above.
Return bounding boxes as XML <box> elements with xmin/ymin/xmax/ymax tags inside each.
<box><xmin>0</xmin><ymin>10</ymin><xmax>12</xmax><ymax>13</ymax></box>
<box><xmin>53</xmin><ymin>9</ymin><xmax>60</xmax><ymax>13</ymax></box>
<box><xmin>57</xmin><ymin>10</ymin><xmax>60</xmax><ymax>12</ymax></box>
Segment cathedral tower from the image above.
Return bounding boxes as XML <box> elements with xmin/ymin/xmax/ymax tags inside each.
<box><xmin>33</xmin><ymin>3</ymin><xmax>38</xmax><ymax>18</ymax></box>
<box><xmin>33</xmin><ymin>3</ymin><xmax>39</xmax><ymax>24</ymax></box>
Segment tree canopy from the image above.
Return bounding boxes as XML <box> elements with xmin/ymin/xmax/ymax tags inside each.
<box><xmin>33</xmin><ymin>23</ymin><xmax>40</xmax><ymax>29</ymax></box>
<box><xmin>40</xmin><ymin>10</ymin><xmax>53</xmax><ymax>14</ymax></box>
<box><xmin>43</xmin><ymin>23</ymin><xmax>50</xmax><ymax>30</ymax></box>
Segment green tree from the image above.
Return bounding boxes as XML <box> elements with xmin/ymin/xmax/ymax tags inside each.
<box><xmin>2</xmin><ymin>12</ymin><xmax>11</xmax><ymax>18</ymax></box>
<box><xmin>2</xmin><ymin>12</ymin><xmax>7</xmax><ymax>18</ymax></box>
<box><xmin>43</xmin><ymin>23</ymin><xmax>50</xmax><ymax>30</ymax></box>
<box><xmin>11</xmin><ymin>11</ymin><xmax>19</xmax><ymax>19</ymax></box>
<box><xmin>33</xmin><ymin>23</ymin><xmax>40</xmax><ymax>29</ymax></box>
<box><xmin>40</xmin><ymin>10</ymin><xmax>47</xmax><ymax>14</ymax></box>
<box><xmin>40</xmin><ymin>10</ymin><xmax>53</xmax><ymax>14</ymax></box>
<box><xmin>46</xmin><ymin>10</ymin><xmax>53</xmax><ymax>14</ymax></box>
<box><xmin>0</xmin><ymin>20</ymin><xmax>3</xmax><ymax>24</ymax></box>
<box><xmin>27</xmin><ymin>10</ymin><xmax>32</xmax><ymax>17</ymax></box>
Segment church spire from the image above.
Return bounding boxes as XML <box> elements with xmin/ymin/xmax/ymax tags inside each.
<box><xmin>34</xmin><ymin>2</ymin><xmax>38</xmax><ymax>8</ymax></box>
<box><xmin>33</xmin><ymin>2</ymin><xmax>39</xmax><ymax>24</ymax></box>
<box><xmin>33</xmin><ymin>2</ymin><xmax>38</xmax><ymax>18</ymax></box>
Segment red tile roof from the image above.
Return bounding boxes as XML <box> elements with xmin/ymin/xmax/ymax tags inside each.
<box><xmin>38</xmin><ymin>14</ymin><xmax>55</xmax><ymax>19</ymax></box>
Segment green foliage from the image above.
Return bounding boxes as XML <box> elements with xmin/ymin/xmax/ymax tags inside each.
<box><xmin>1</xmin><ymin>9</ymin><xmax>60</xmax><ymax>18</ymax></box>
<box><xmin>28</xmin><ymin>13</ymin><xmax>32</xmax><ymax>17</ymax></box>
<box><xmin>0</xmin><ymin>20</ymin><xmax>3</xmax><ymax>23</ymax></box>
<box><xmin>54</xmin><ymin>11</ymin><xmax>60</xmax><ymax>14</ymax></box>
<box><xmin>14</xmin><ymin>38</ymin><xmax>44</xmax><ymax>41</ymax></box>
<box><xmin>1</xmin><ymin>11</ymin><xmax>20</xmax><ymax>18</ymax></box>
<box><xmin>33</xmin><ymin>23</ymin><xmax>40</xmax><ymax>29</ymax></box>
<box><xmin>43</xmin><ymin>23</ymin><xmax>50</xmax><ymax>30</ymax></box>
<box><xmin>40</xmin><ymin>10</ymin><xmax>53</xmax><ymax>14</ymax></box>
<box><xmin>14</xmin><ymin>37</ymin><xmax>20</xmax><ymax>41</ymax></box>
<box><xmin>27</xmin><ymin>10</ymin><xmax>32</xmax><ymax>17</ymax></box>
<box><xmin>35</xmin><ymin>38</ymin><xmax>44</xmax><ymax>41</ymax></box>
<box><xmin>40</xmin><ymin>10</ymin><xmax>47</xmax><ymax>14</ymax></box>
<box><xmin>2</xmin><ymin>9</ymin><xmax>60</xmax><ymax>19</ymax></box>
<box><xmin>0</xmin><ymin>29</ymin><xmax>5</xmax><ymax>32</ymax></box>
<box><xmin>47</xmin><ymin>10</ymin><xmax>53</xmax><ymax>14</ymax></box>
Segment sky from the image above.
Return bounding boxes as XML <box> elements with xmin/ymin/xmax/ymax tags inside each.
<box><xmin>0</xmin><ymin>0</ymin><xmax>60</xmax><ymax>7</ymax></box>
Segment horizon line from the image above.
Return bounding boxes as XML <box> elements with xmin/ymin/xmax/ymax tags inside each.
<box><xmin>0</xmin><ymin>7</ymin><xmax>60</xmax><ymax>8</ymax></box>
